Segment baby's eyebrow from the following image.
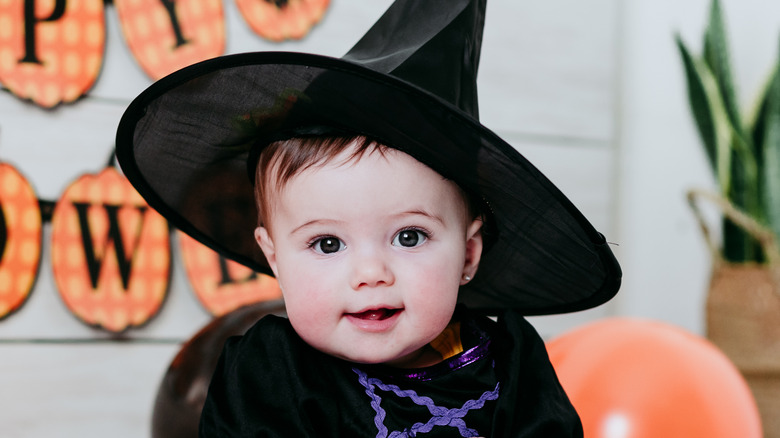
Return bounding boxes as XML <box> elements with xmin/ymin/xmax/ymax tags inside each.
<box><xmin>289</xmin><ymin>210</ymin><xmax>444</xmax><ymax>236</ymax></box>
<box><xmin>289</xmin><ymin>219</ymin><xmax>344</xmax><ymax>235</ymax></box>
<box><xmin>397</xmin><ymin>209</ymin><xmax>445</xmax><ymax>225</ymax></box>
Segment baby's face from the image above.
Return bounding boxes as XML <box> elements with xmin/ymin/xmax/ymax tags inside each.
<box><xmin>255</xmin><ymin>144</ymin><xmax>482</xmax><ymax>368</ymax></box>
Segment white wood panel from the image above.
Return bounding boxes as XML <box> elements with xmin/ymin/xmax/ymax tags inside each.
<box><xmin>480</xmin><ymin>0</ymin><xmax>618</xmax><ymax>140</ymax></box>
<box><xmin>0</xmin><ymin>93</ymin><xmax>124</xmax><ymax>201</ymax></box>
<box><xmin>504</xmin><ymin>135</ymin><xmax>615</xmax><ymax>235</ymax></box>
<box><xmin>0</xmin><ymin>343</ymin><xmax>180</xmax><ymax>438</ymax></box>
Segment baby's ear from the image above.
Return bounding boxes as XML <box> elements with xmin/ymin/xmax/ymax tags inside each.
<box><xmin>462</xmin><ymin>219</ymin><xmax>484</xmax><ymax>281</ymax></box>
<box><xmin>254</xmin><ymin>227</ymin><xmax>279</xmax><ymax>276</ymax></box>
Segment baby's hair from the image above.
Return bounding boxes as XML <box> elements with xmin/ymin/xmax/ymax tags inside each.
<box><xmin>253</xmin><ymin>134</ymin><xmax>382</xmax><ymax>228</ymax></box>
<box><xmin>253</xmin><ymin>133</ymin><xmax>486</xmax><ymax>235</ymax></box>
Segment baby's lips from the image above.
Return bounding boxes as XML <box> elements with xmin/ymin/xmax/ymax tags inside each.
<box><xmin>348</xmin><ymin>308</ymin><xmax>400</xmax><ymax>321</ymax></box>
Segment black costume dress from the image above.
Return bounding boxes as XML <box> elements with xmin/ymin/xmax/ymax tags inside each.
<box><xmin>199</xmin><ymin>308</ymin><xmax>583</xmax><ymax>437</ymax></box>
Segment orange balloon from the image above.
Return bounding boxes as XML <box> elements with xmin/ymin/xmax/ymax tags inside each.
<box><xmin>547</xmin><ymin>318</ymin><xmax>762</xmax><ymax>438</ymax></box>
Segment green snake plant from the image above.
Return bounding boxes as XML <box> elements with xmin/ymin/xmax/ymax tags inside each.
<box><xmin>676</xmin><ymin>0</ymin><xmax>780</xmax><ymax>263</ymax></box>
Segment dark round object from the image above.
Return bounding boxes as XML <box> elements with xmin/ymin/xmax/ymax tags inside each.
<box><xmin>151</xmin><ymin>300</ymin><xmax>285</xmax><ymax>438</ymax></box>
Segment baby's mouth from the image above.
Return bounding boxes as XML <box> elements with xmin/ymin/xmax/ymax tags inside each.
<box><xmin>348</xmin><ymin>308</ymin><xmax>400</xmax><ymax>321</ymax></box>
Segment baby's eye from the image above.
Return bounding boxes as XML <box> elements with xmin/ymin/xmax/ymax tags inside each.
<box><xmin>392</xmin><ymin>229</ymin><xmax>428</xmax><ymax>248</ymax></box>
<box><xmin>311</xmin><ymin>236</ymin><xmax>345</xmax><ymax>254</ymax></box>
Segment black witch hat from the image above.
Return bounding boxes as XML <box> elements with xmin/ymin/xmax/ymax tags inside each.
<box><xmin>115</xmin><ymin>0</ymin><xmax>621</xmax><ymax>315</ymax></box>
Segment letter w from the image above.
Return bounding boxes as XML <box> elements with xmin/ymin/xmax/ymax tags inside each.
<box><xmin>73</xmin><ymin>203</ymin><xmax>147</xmax><ymax>290</ymax></box>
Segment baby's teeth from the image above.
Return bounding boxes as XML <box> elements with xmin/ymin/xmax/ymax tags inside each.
<box><xmin>365</xmin><ymin>310</ymin><xmax>387</xmax><ymax>320</ymax></box>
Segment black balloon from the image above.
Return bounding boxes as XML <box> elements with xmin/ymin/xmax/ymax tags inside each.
<box><xmin>151</xmin><ymin>300</ymin><xmax>286</xmax><ymax>438</ymax></box>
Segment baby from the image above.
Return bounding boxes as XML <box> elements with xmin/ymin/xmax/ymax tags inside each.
<box><xmin>252</xmin><ymin>135</ymin><xmax>483</xmax><ymax>369</ymax></box>
<box><xmin>115</xmin><ymin>0</ymin><xmax>621</xmax><ymax>436</ymax></box>
<box><xmin>195</xmin><ymin>133</ymin><xmax>585</xmax><ymax>436</ymax></box>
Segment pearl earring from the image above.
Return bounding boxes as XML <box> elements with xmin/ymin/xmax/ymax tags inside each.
<box><xmin>462</xmin><ymin>274</ymin><xmax>472</xmax><ymax>282</ymax></box>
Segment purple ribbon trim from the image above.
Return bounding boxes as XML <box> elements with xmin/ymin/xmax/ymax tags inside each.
<box><xmin>397</xmin><ymin>339</ymin><xmax>492</xmax><ymax>381</ymax></box>
<box><xmin>354</xmin><ymin>367</ymin><xmax>500</xmax><ymax>438</ymax></box>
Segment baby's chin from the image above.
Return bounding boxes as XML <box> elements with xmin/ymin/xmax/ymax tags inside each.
<box><xmin>290</xmin><ymin>320</ymin><xmax>444</xmax><ymax>368</ymax></box>
<box><xmin>328</xmin><ymin>349</ymin><xmax>415</xmax><ymax>366</ymax></box>
<box><xmin>329</xmin><ymin>344</ymin><xmax>441</xmax><ymax>369</ymax></box>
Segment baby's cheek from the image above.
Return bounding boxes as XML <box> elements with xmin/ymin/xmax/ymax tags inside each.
<box><xmin>413</xmin><ymin>260</ymin><xmax>462</xmax><ymax>294</ymax></box>
<box><xmin>409</xmin><ymin>274</ymin><xmax>459</xmax><ymax>315</ymax></box>
<box><xmin>284</xmin><ymin>285</ymin><xmax>327</xmax><ymax>315</ymax></box>
<box><xmin>285</xmin><ymin>292</ymin><xmax>333</xmax><ymax>344</ymax></box>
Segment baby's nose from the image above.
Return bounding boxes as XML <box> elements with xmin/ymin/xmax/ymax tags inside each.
<box><xmin>349</xmin><ymin>250</ymin><xmax>395</xmax><ymax>290</ymax></box>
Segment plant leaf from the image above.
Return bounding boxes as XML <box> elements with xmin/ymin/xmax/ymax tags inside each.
<box><xmin>726</xmin><ymin>131</ymin><xmax>763</xmax><ymax>262</ymax></box>
<box><xmin>750</xmin><ymin>66</ymin><xmax>778</xmax><ymax>227</ymax></box>
<box><xmin>761</xmin><ymin>54</ymin><xmax>780</xmax><ymax>244</ymax></box>
<box><xmin>676</xmin><ymin>34</ymin><xmax>734</xmax><ymax>193</ymax></box>
<box><xmin>730</xmin><ymin>126</ymin><xmax>761</xmax><ymax>216</ymax></box>
<box><xmin>703</xmin><ymin>0</ymin><xmax>744</xmax><ymax>134</ymax></box>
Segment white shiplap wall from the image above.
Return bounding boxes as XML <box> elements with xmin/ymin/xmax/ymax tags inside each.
<box><xmin>0</xmin><ymin>1</ymin><xmax>619</xmax><ymax>436</ymax></box>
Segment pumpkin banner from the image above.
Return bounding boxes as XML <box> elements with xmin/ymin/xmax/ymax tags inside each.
<box><xmin>235</xmin><ymin>0</ymin><xmax>329</xmax><ymax>42</ymax></box>
<box><xmin>179</xmin><ymin>230</ymin><xmax>281</xmax><ymax>317</ymax></box>
<box><xmin>50</xmin><ymin>166</ymin><xmax>171</xmax><ymax>332</ymax></box>
<box><xmin>0</xmin><ymin>0</ymin><xmax>106</xmax><ymax>107</ymax></box>
<box><xmin>0</xmin><ymin>163</ymin><xmax>42</xmax><ymax>320</ymax></box>
<box><xmin>0</xmin><ymin>161</ymin><xmax>281</xmax><ymax>330</ymax></box>
<box><xmin>0</xmin><ymin>0</ymin><xmax>331</xmax><ymax>107</ymax></box>
<box><xmin>114</xmin><ymin>0</ymin><xmax>225</xmax><ymax>80</ymax></box>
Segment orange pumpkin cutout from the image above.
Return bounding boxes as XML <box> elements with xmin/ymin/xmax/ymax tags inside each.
<box><xmin>235</xmin><ymin>0</ymin><xmax>330</xmax><ymax>42</ymax></box>
<box><xmin>50</xmin><ymin>167</ymin><xmax>170</xmax><ymax>332</ymax></box>
<box><xmin>178</xmin><ymin>230</ymin><xmax>282</xmax><ymax>317</ymax></box>
<box><xmin>0</xmin><ymin>0</ymin><xmax>105</xmax><ymax>107</ymax></box>
<box><xmin>0</xmin><ymin>163</ymin><xmax>42</xmax><ymax>320</ymax></box>
<box><xmin>115</xmin><ymin>0</ymin><xmax>225</xmax><ymax>80</ymax></box>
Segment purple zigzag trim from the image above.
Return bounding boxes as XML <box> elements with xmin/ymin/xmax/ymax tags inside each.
<box><xmin>356</xmin><ymin>369</ymin><xmax>389</xmax><ymax>437</ymax></box>
<box><xmin>353</xmin><ymin>368</ymin><xmax>500</xmax><ymax>438</ymax></box>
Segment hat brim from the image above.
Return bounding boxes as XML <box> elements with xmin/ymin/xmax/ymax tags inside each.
<box><xmin>116</xmin><ymin>51</ymin><xmax>621</xmax><ymax>315</ymax></box>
